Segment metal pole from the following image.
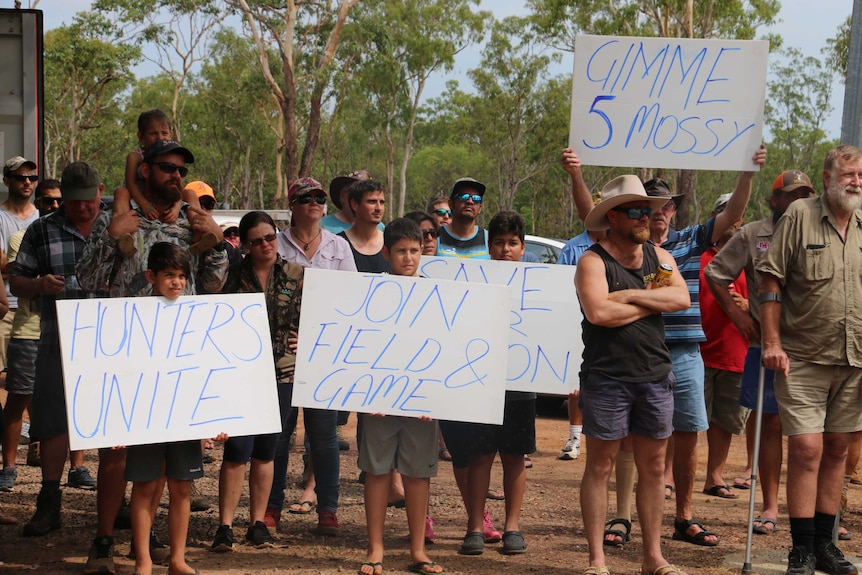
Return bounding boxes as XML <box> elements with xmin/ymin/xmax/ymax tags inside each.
<box><xmin>841</xmin><ymin>0</ymin><xmax>862</xmax><ymax>147</ymax></box>
<box><xmin>742</xmin><ymin>363</ymin><xmax>767</xmax><ymax>574</ymax></box>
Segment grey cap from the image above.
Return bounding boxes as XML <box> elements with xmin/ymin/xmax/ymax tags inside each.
<box><xmin>451</xmin><ymin>177</ymin><xmax>486</xmax><ymax>198</ymax></box>
<box><xmin>61</xmin><ymin>162</ymin><xmax>101</xmax><ymax>201</ymax></box>
<box><xmin>4</xmin><ymin>156</ymin><xmax>37</xmax><ymax>177</ymax></box>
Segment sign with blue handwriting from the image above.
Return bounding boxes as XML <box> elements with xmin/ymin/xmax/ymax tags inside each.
<box><xmin>292</xmin><ymin>269</ymin><xmax>510</xmax><ymax>425</ymax></box>
<box><xmin>570</xmin><ymin>34</ymin><xmax>768</xmax><ymax>171</ymax></box>
<box><xmin>420</xmin><ymin>257</ymin><xmax>581</xmax><ymax>395</ymax></box>
<box><xmin>57</xmin><ymin>294</ymin><xmax>281</xmax><ymax>451</ymax></box>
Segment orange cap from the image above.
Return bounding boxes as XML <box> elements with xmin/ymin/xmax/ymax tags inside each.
<box><xmin>184</xmin><ymin>180</ymin><xmax>215</xmax><ymax>200</ymax></box>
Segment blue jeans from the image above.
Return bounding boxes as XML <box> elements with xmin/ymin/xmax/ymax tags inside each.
<box><xmin>268</xmin><ymin>383</ymin><xmax>340</xmax><ymax>513</ymax></box>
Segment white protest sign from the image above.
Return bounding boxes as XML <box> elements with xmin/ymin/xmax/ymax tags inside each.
<box><xmin>420</xmin><ymin>257</ymin><xmax>582</xmax><ymax>395</ymax></box>
<box><xmin>292</xmin><ymin>269</ymin><xmax>510</xmax><ymax>424</ymax></box>
<box><xmin>570</xmin><ymin>35</ymin><xmax>768</xmax><ymax>171</ymax></box>
<box><xmin>57</xmin><ymin>294</ymin><xmax>281</xmax><ymax>451</ymax></box>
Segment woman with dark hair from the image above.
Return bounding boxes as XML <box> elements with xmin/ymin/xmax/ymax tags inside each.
<box><xmin>211</xmin><ymin>210</ymin><xmax>311</xmax><ymax>551</ymax></box>
<box><xmin>403</xmin><ymin>211</ymin><xmax>438</xmax><ymax>256</ymax></box>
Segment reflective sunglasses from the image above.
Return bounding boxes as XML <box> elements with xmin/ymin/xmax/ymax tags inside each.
<box><xmin>152</xmin><ymin>162</ymin><xmax>189</xmax><ymax>178</ymax></box>
<box><xmin>433</xmin><ymin>208</ymin><xmax>451</xmax><ymax>217</ymax></box>
<box><xmin>455</xmin><ymin>193</ymin><xmax>482</xmax><ymax>204</ymax></box>
<box><xmin>611</xmin><ymin>206</ymin><xmax>653</xmax><ymax>219</ymax></box>
<box><xmin>9</xmin><ymin>174</ymin><xmax>39</xmax><ymax>183</ymax></box>
<box><xmin>422</xmin><ymin>229</ymin><xmax>438</xmax><ymax>239</ymax></box>
<box><xmin>292</xmin><ymin>194</ymin><xmax>327</xmax><ymax>205</ymax></box>
<box><xmin>246</xmin><ymin>233</ymin><xmax>277</xmax><ymax>247</ymax></box>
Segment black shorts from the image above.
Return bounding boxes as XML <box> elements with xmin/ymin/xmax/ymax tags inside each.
<box><xmin>223</xmin><ymin>432</ymin><xmax>280</xmax><ymax>463</ymax></box>
<box><xmin>440</xmin><ymin>399</ymin><xmax>536</xmax><ymax>467</ymax></box>
<box><xmin>125</xmin><ymin>440</ymin><xmax>203</xmax><ymax>482</ymax></box>
<box><xmin>30</xmin><ymin>345</ymin><xmax>67</xmax><ymax>442</ymax></box>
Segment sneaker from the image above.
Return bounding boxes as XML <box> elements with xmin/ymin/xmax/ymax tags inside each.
<box><xmin>26</xmin><ymin>442</ymin><xmax>40</xmax><ymax>467</ymax></box>
<box><xmin>83</xmin><ymin>535</ymin><xmax>115</xmax><ymax>575</ymax></box>
<box><xmin>0</xmin><ymin>466</ymin><xmax>16</xmax><ymax>491</ymax></box>
<box><xmin>19</xmin><ymin>421</ymin><xmax>30</xmax><ymax>443</ymax></box>
<box><xmin>559</xmin><ymin>436</ymin><xmax>580</xmax><ymax>460</ymax></box>
<box><xmin>114</xmin><ymin>498</ymin><xmax>131</xmax><ymax>530</ymax></box>
<box><xmin>190</xmin><ymin>482</ymin><xmax>211</xmax><ymax>512</ymax></box>
<box><xmin>311</xmin><ymin>510</ymin><xmax>339</xmax><ymax>536</ymax></box>
<box><xmin>246</xmin><ymin>520</ymin><xmax>275</xmax><ymax>548</ymax></box>
<box><xmin>211</xmin><ymin>524</ymin><xmax>234</xmax><ymax>552</ymax></box>
<box><xmin>815</xmin><ymin>542</ymin><xmax>859</xmax><ymax>575</ymax></box>
<box><xmin>425</xmin><ymin>515</ymin><xmax>435</xmax><ymax>545</ymax></box>
<box><xmin>127</xmin><ymin>528</ymin><xmax>170</xmax><ymax>564</ymax></box>
<box><xmin>786</xmin><ymin>546</ymin><xmax>816</xmax><ymax>575</ymax></box>
<box><xmin>68</xmin><ymin>466</ymin><xmax>97</xmax><ymax>490</ymax></box>
<box><xmin>336</xmin><ymin>425</ymin><xmax>349</xmax><ymax>451</ymax></box>
<box><xmin>264</xmin><ymin>507</ymin><xmax>281</xmax><ymax>530</ymax></box>
<box><xmin>459</xmin><ymin>531</ymin><xmax>485</xmax><ymax>555</ymax></box>
<box><xmin>22</xmin><ymin>487</ymin><xmax>61</xmax><ymax>537</ymax></box>
<box><xmin>483</xmin><ymin>509</ymin><xmax>502</xmax><ymax>543</ymax></box>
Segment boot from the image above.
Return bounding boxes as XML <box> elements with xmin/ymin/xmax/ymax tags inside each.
<box><xmin>22</xmin><ymin>486</ymin><xmax>61</xmax><ymax>536</ymax></box>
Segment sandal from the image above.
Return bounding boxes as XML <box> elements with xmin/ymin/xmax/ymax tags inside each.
<box><xmin>642</xmin><ymin>565</ymin><xmax>686</xmax><ymax>575</ymax></box>
<box><xmin>672</xmin><ymin>518</ymin><xmax>718</xmax><ymax>546</ymax></box>
<box><xmin>407</xmin><ymin>562</ymin><xmax>443</xmax><ymax>575</ymax></box>
<box><xmin>702</xmin><ymin>485</ymin><xmax>738</xmax><ymax>499</ymax></box>
<box><xmin>603</xmin><ymin>518</ymin><xmax>631</xmax><ymax>547</ymax></box>
<box><xmin>486</xmin><ymin>488</ymin><xmax>505</xmax><ymax>501</ymax></box>
<box><xmin>359</xmin><ymin>562</ymin><xmax>383</xmax><ymax>575</ymax></box>
<box><xmin>584</xmin><ymin>567</ymin><xmax>611</xmax><ymax>575</ymax></box>
<box><xmin>664</xmin><ymin>484</ymin><xmax>674</xmax><ymax>500</ymax></box>
<box><xmin>524</xmin><ymin>455</ymin><xmax>533</xmax><ymax>469</ymax></box>
<box><xmin>752</xmin><ymin>517</ymin><xmax>779</xmax><ymax>535</ymax></box>
<box><xmin>839</xmin><ymin>526</ymin><xmax>853</xmax><ymax>540</ymax></box>
<box><xmin>733</xmin><ymin>478</ymin><xmax>751</xmax><ymax>490</ymax></box>
<box><xmin>288</xmin><ymin>500</ymin><xmax>316</xmax><ymax>514</ymax></box>
<box><xmin>438</xmin><ymin>448</ymin><xmax>452</xmax><ymax>462</ymax></box>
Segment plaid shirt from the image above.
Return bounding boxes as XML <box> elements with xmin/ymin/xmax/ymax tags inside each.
<box><xmin>11</xmin><ymin>205</ymin><xmax>109</xmax><ymax>349</ymax></box>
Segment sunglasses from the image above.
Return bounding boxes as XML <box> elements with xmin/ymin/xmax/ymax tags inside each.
<box><xmin>199</xmin><ymin>197</ymin><xmax>216</xmax><ymax>210</ymax></box>
<box><xmin>9</xmin><ymin>174</ymin><xmax>39</xmax><ymax>183</ymax></box>
<box><xmin>223</xmin><ymin>229</ymin><xmax>239</xmax><ymax>238</ymax></box>
<box><xmin>455</xmin><ymin>193</ymin><xmax>483</xmax><ymax>204</ymax></box>
<box><xmin>152</xmin><ymin>162</ymin><xmax>189</xmax><ymax>178</ymax></box>
<box><xmin>433</xmin><ymin>208</ymin><xmax>451</xmax><ymax>217</ymax></box>
<box><xmin>422</xmin><ymin>229</ymin><xmax>438</xmax><ymax>239</ymax></box>
<box><xmin>246</xmin><ymin>233</ymin><xmax>277</xmax><ymax>247</ymax></box>
<box><xmin>611</xmin><ymin>206</ymin><xmax>653</xmax><ymax>219</ymax></box>
<box><xmin>292</xmin><ymin>194</ymin><xmax>327</xmax><ymax>205</ymax></box>
<box><xmin>39</xmin><ymin>197</ymin><xmax>60</xmax><ymax>207</ymax></box>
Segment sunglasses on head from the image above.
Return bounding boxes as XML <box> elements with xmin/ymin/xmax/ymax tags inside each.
<box><xmin>246</xmin><ymin>233</ymin><xmax>277</xmax><ymax>247</ymax></box>
<box><xmin>433</xmin><ymin>208</ymin><xmax>451</xmax><ymax>217</ymax></box>
<box><xmin>9</xmin><ymin>174</ymin><xmax>38</xmax><ymax>183</ymax></box>
<box><xmin>152</xmin><ymin>161</ymin><xmax>189</xmax><ymax>178</ymax></box>
<box><xmin>611</xmin><ymin>206</ymin><xmax>653</xmax><ymax>219</ymax></box>
<box><xmin>292</xmin><ymin>194</ymin><xmax>326</xmax><ymax>205</ymax></box>
<box><xmin>455</xmin><ymin>193</ymin><xmax>482</xmax><ymax>204</ymax></box>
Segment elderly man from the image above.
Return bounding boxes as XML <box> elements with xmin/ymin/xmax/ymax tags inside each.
<box><xmin>576</xmin><ymin>175</ymin><xmax>690</xmax><ymax>575</ymax></box>
<box><xmin>76</xmin><ymin>140</ymin><xmax>229</xmax><ymax>575</ymax></box>
<box><xmin>12</xmin><ymin>163</ymin><xmax>108</xmax><ymax>540</ymax></box>
<box><xmin>757</xmin><ymin>145</ymin><xmax>862</xmax><ymax>575</ymax></box>
<box><xmin>704</xmin><ymin>170</ymin><xmax>816</xmax><ymax>537</ymax></box>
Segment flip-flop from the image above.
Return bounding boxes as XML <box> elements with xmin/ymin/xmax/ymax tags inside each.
<box><xmin>664</xmin><ymin>485</ymin><xmax>674</xmax><ymax>500</ymax></box>
<box><xmin>732</xmin><ymin>478</ymin><xmax>751</xmax><ymax>490</ymax></box>
<box><xmin>407</xmin><ymin>561</ymin><xmax>444</xmax><ymax>575</ymax></box>
<box><xmin>584</xmin><ymin>567</ymin><xmax>611</xmax><ymax>575</ymax></box>
<box><xmin>288</xmin><ymin>500</ymin><xmax>316</xmax><ymax>514</ymax></box>
<box><xmin>486</xmin><ymin>488</ymin><xmax>505</xmax><ymax>500</ymax></box>
<box><xmin>702</xmin><ymin>485</ymin><xmax>738</xmax><ymax>499</ymax></box>
<box><xmin>438</xmin><ymin>448</ymin><xmax>452</xmax><ymax>462</ymax></box>
<box><xmin>752</xmin><ymin>517</ymin><xmax>779</xmax><ymax>535</ymax></box>
<box><xmin>359</xmin><ymin>561</ymin><xmax>383</xmax><ymax>575</ymax></box>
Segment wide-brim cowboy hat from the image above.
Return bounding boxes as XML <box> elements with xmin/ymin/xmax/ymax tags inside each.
<box><xmin>584</xmin><ymin>175</ymin><xmax>670</xmax><ymax>231</ymax></box>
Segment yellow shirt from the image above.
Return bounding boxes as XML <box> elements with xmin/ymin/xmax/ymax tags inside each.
<box><xmin>8</xmin><ymin>230</ymin><xmax>40</xmax><ymax>340</ymax></box>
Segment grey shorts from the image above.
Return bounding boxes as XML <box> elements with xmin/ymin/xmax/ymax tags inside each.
<box><xmin>580</xmin><ymin>371</ymin><xmax>675</xmax><ymax>441</ymax></box>
<box><xmin>5</xmin><ymin>338</ymin><xmax>38</xmax><ymax>394</ymax></box>
<box><xmin>125</xmin><ymin>440</ymin><xmax>204</xmax><ymax>482</ymax></box>
<box><xmin>704</xmin><ymin>366</ymin><xmax>749</xmax><ymax>435</ymax></box>
<box><xmin>358</xmin><ymin>415</ymin><xmax>438</xmax><ymax>479</ymax></box>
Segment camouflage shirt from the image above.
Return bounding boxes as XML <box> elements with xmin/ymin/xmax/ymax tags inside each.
<box><xmin>76</xmin><ymin>204</ymin><xmax>228</xmax><ymax>297</ymax></box>
<box><xmin>222</xmin><ymin>255</ymin><xmax>304</xmax><ymax>384</ymax></box>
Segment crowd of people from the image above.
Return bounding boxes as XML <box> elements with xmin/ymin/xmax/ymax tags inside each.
<box><xmin>0</xmin><ymin>106</ymin><xmax>861</xmax><ymax>575</ymax></box>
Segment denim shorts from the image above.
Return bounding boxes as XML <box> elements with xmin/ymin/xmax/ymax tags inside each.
<box><xmin>579</xmin><ymin>371</ymin><xmax>675</xmax><ymax>441</ymax></box>
<box><xmin>668</xmin><ymin>342</ymin><xmax>709</xmax><ymax>433</ymax></box>
<box><xmin>738</xmin><ymin>347</ymin><xmax>778</xmax><ymax>414</ymax></box>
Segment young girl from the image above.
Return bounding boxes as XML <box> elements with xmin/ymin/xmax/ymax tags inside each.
<box><xmin>114</xmin><ymin>109</ymin><xmax>206</xmax><ymax>255</ymax></box>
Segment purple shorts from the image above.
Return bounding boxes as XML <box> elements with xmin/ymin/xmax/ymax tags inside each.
<box><xmin>579</xmin><ymin>372</ymin><xmax>675</xmax><ymax>441</ymax></box>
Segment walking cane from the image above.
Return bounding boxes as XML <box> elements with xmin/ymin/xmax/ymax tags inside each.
<box><xmin>742</xmin><ymin>362</ymin><xmax>767</xmax><ymax>574</ymax></box>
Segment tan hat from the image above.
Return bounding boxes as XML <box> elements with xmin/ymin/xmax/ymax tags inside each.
<box><xmin>712</xmin><ymin>193</ymin><xmax>732</xmax><ymax>213</ymax></box>
<box><xmin>4</xmin><ymin>156</ymin><xmax>37</xmax><ymax>177</ymax></box>
<box><xmin>584</xmin><ymin>175</ymin><xmax>669</xmax><ymax>231</ymax></box>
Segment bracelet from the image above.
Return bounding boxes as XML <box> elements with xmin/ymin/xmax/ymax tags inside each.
<box><xmin>758</xmin><ymin>292</ymin><xmax>782</xmax><ymax>304</ymax></box>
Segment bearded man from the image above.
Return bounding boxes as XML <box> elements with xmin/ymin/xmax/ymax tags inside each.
<box><xmin>757</xmin><ymin>144</ymin><xmax>862</xmax><ymax>575</ymax></box>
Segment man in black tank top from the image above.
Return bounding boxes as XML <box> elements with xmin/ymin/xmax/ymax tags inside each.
<box><xmin>575</xmin><ymin>175</ymin><xmax>691</xmax><ymax>575</ymax></box>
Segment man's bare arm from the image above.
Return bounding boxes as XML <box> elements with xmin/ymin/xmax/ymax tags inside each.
<box><xmin>561</xmin><ymin>148</ymin><xmax>593</xmax><ymax>222</ymax></box>
<box><xmin>758</xmin><ymin>273</ymin><xmax>788</xmax><ymax>376</ymax></box>
<box><xmin>606</xmin><ymin>248</ymin><xmax>690</xmax><ymax>313</ymax></box>
<box><xmin>704</xmin><ymin>274</ymin><xmax>758</xmax><ymax>342</ymax></box>
<box><xmin>711</xmin><ymin>145</ymin><xmax>767</xmax><ymax>244</ymax></box>
<box><xmin>575</xmin><ymin>251</ymin><xmax>655</xmax><ymax>328</ymax></box>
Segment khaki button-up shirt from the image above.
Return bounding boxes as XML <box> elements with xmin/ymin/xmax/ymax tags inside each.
<box><xmin>755</xmin><ymin>196</ymin><xmax>862</xmax><ymax>367</ymax></box>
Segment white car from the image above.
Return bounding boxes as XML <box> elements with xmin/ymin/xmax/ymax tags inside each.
<box><xmin>525</xmin><ymin>234</ymin><xmax>566</xmax><ymax>264</ymax></box>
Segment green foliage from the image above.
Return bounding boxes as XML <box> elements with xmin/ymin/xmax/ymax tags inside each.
<box><xmin>826</xmin><ymin>16</ymin><xmax>850</xmax><ymax>80</ymax></box>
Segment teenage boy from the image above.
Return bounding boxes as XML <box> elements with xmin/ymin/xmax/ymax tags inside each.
<box><xmin>128</xmin><ymin>242</ymin><xmax>228</xmax><ymax>575</ymax></box>
<box><xmin>455</xmin><ymin>211</ymin><xmax>534</xmax><ymax>557</ymax></box>
<box><xmin>359</xmin><ymin>218</ymin><xmax>443</xmax><ymax>575</ymax></box>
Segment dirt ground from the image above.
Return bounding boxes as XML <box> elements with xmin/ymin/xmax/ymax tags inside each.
<box><xmin>1</xmin><ymin>398</ymin><xmax>862</xmax><ymax>575</ymax></box>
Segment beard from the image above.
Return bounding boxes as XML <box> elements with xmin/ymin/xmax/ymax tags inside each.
<box><xmin>629</xmin><ymin>226</ymin><xmax>650</xmax><ymax>244</ymax></box>
<box><xmin>147</xmin><ymin>177</ymin><xmax>182</xmax><ymax>206</ymax></box>
<box><xmin>825</xmin><ymin>180</ymin><xmax>862</xmax><ymax>213</ymax></box>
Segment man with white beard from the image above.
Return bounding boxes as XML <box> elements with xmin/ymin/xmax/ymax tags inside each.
<box><xmin>757</xmin><ymin>144</ymin><xmax>862</xmax><ymax>575</ymax></box>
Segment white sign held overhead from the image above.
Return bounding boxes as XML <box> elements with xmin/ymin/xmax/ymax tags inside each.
<box><xmin>57</xmin><ymin>294</ymin><xmax>281</xmax><ymax>451</ymax></box>
<box><xmin>292</xmin><ymin>269</ymin><xmax>511</xmax><ymax>425</ymax></box>
<box><xmin>570</xmin><ymin>34</ymin><xmax>768</xmax><ymax>171</ymax></box>
<box><xmin>419</xmin><ymin>256</ymin><xmax>582</xmax><ymax>396</ymax></box>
